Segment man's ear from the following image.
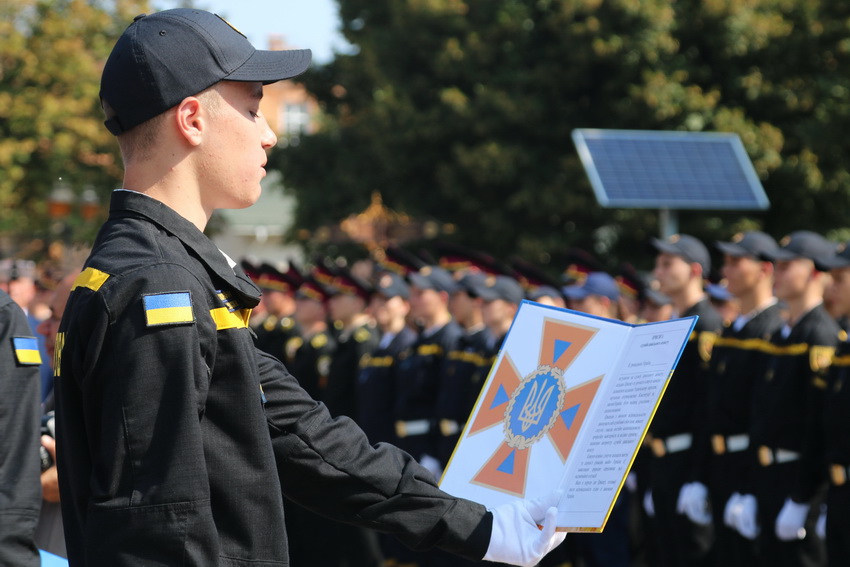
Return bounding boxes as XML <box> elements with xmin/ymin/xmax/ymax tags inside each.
<box><xmin>174</xmin><ymin>96</ymin><xmax>204</xmax><ymax>147</ymax></box>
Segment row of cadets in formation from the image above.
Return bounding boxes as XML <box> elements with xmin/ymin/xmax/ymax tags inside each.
<box><xmin>638</xmin><ymin>229</ymin><xmax>850</xmax><ymax>567</ymax></box>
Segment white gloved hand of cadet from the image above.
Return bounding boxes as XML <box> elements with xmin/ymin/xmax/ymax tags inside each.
<box><xmin>735</xmin><ymin>494</ymin><xmax>759</xmax><ymax>540</ymax></box>
<box><xmin>775</xmin><ymin>497</ymin><xmax>809</xmax><ymax>541</ymax></box>
<box><xmin>643</xmin><ymin>489</ymin><xmax>655</xmax><ymax>518</ymax></box>
<box><xmin>484</xmin><ymin>490</ymin><xmax>566</xmax><ymax>567</ymax></box>
<box><xmin>816</xmin><ymin>504</ymin><xmax>826</xmax><ymax>540</ymax></box>
<box><xmin>677</xmin><ymin>482</ymin><xmax>712</xmax><ymax>525</ymax></box>
<box><xmin>724</xmin><ymin>492</ymin><xmax>743</xmax><ymax>529</ymax></box>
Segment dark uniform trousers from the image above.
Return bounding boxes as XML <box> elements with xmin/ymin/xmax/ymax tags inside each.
<box><xmin>748</xmin><ymin>305</ymin><xmax>838</xmax><ymax>567</ymax></box>
<box><xmin>55</xmin><ymin>191</ymin><xmax>491</xmax><ymax>567</ymax></box>
<box><xmin>0</xmin><ymin>290</ymin><xmax>42</xmax><ymax>567</ymax></box>
<box><xmin>647</xmin><ymin>299</ymin><xmax>721</xmax><ymax>567</ymax></box>
<box><xmin>823</xmin><ymin>339</ymin><xmax>850</xmax><ymax>566</ymax></box>
<box><xmin>698</xmin><ymin>303</ymin><xmax>785</xmax><ymax>567</ymax></box>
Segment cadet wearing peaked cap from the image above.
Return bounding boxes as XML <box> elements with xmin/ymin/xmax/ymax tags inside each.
<box><xmin>286</xmin><ymin>276</ymin><xmax>335</xmax><ymax>401</ymax></box>
<box><xmin>380</xmin><ymin>245</ymin><xmax>427</xmax><ymax>277</ymax></box>
<box><xmin>648</xmin><ymin>233</ymin><xmax>722</xmax><ymax>567</ymax></box>
<box><xmin>561</xmin><ymin>248</ymin><xmax>605</xmax><ymax>286</ymax></box>
<box><xmin>253</xmin><ymin>262</ymin><xmax>302</xmax><ymax>361</ymax></box>
<box><xmin>687</xmin><ymin>231</ymin><xmax>784</xmax><ymax>567</ymax></box>
<box><xmin>736</xmin><ymin>231</ymin><xmax>838</xmax><ymax>566</ymax></box>
<box><xmin>615</xmin><ymin>263</ymin><xmax>643</xmax><ymax>324</ymax></box>
<box><xmin>510</xmin><ymin>257</ymin><xmax>566</xmax><ymax>308</ymax></box>
<box><xmin>325</xmin><ymin>265</ymin><xmax>378</xmax><ymax>420</ymax></box>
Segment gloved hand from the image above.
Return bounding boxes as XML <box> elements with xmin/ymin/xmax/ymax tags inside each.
<box><xmin>735</xmin><ymin>494</ymin><xmax>759</xmax><ymax>540</ymax></box>
<box><xmin>816</xmin><ymin>505</ymin><xmax>826</xmax><ymax>540</ymax></box>
<box><xmin>643</xmin><ymin>489</ymin><xmax>655</xmax><ymax>518</ymax></box>
<box><xmin>677</xmin><ymin>482</ymin><xmax>712</xmax><ymax>525</ymax></box>
<box><xmin>724</xmin><ymin>492</ymin><xmax>743</xmax><ymax>529</ymax></box>
<box><xmin>775</xmin><ymin>497</ymin><xmax>809</xmax><ymax>541</ymax></box>
<box><xmin>483</xmin><ymin>490</ymin><xmax>566</xmax><ymax>567</ymax></box>
<box><xmin>419</xmin><ymin>453</ymin><xmax>443</xmax><ymax>481</ymax></box>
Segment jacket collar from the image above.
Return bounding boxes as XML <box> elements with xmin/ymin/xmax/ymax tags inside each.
<box><xmin>108</xmin><ymin>190</ymin><xmax>261</xmax><ymax>305</ymax></box>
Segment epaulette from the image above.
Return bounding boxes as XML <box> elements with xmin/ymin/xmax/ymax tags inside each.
<box><xmin>311</xmin><ymin>333</ymin><xmax>329</xmax><ymax>349</ymax></box>
<box><xmin>71</xmin><ymin>267</ymin><xmax>110</xmax><ymax>292</ymax></box>
<box><xmin>354</xmin><ymin>327</ymin><xmax>372</xmax><ymax>343</ymax></box>
<box><xmin>263</xmin><ymin>316</ymin><xmax>278</xmax><ymax>332</ymax></box>
<box><xmin>810</xmin><ymin>345</ymin><xmax>836</xmax><ymax>374</ymax></box>
<box><xmin>280</xmin><ymin>317</ymin><xmax>295</xmax><ymax>331</ymax></box>
<box><xmin>285</xmin><ymin>337</ymin><xmax>303</xmax><ymax>361</ymax></box>
<box><xmin>698</xmin><ymin>331</ymin><xmax>718</xmax><ymax>363</ymax></box>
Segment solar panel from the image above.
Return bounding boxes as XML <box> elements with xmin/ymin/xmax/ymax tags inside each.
<box><xmin>571</xmin><ymin>129</ymin><xmax>770</xmax><ymax>210</ymax></box>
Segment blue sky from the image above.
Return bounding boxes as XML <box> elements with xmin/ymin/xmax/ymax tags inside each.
<box><xmin>153</xmin><ymin>0</ymin><xmax>349</xmax><ymax>63</ymax></box>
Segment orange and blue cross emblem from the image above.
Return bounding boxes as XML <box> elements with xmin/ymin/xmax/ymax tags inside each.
<box><xmin>467</xmin><ymin>318</ymin><xmax>603</xmax><ymax>497</ymax></box>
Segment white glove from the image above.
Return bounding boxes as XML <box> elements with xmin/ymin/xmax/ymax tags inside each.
<box><xmin>625</xmin><ymin>472</ymin><xmax>638</xmax><ymax>493</ymax></box>
<box><xmin>677</xmin><ymin>482</ymin><xmax>712</xmax><ymax>525</ymax></box>
<box><xmin>484</xmin><ymin>490</ymin><xmax>566</xmax><ymax>567</ymax></box>
<box><xmin>643</xmin><ymin>489</ymin><xmax>655</xmax><ymax>518</ymax></box>
<box><xmin>775</xmin><ymin>497</ymin><xmax>809</xmax><ymax>541</ymax></box>
<box><xmin>724</xmin><ymin>492</ymin><xmax>743</xmax><ymax>529</ymax></box>
<box><xmin>735</xmin><ymin>494</ymin><xmax>759</xmax><ymax>540</ymax></box>
<box><xmin>816</xmin><ymin>505</ymin><xmax>826</xmax><ymax>540</ymax></box>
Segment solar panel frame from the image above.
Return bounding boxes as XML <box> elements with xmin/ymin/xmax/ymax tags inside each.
<box><xmin>571</xmin><ymin>129</ymin><xmax>770</xmax><ymax>210</ymax></box>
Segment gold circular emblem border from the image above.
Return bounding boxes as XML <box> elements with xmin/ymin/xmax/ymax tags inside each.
<box><xmin>503</xmin><ymin>364</ymin><xmax>566</xmax><ymax>450</ymax></box>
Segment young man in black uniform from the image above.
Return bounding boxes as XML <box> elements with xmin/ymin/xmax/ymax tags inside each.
<box><xmin>252</xmin><ymin>262</ymin><xmax>302</xmax><ymax>360</ymax></box>
<box><xmin>818</xmin><ymin>242</ymin><xmax>850</xmax><ymax>565</ymax></box>
<box><xmin>437</xmin><ymin>271</ymin><xmax>492</xmax><ymax>467</ymax></box>
<box><xmin>54</xmin><ymin>9</ymin><xmax>565</xmax><ymax>567</ymax></box>
<box><xmin>0</xmin><ymin>288</ymin><xmax>42</xmax><ymax>567</ymax></box>
<box><xmin>286</xmin><ymin>275</ymin><xmax>335</xmax><ymax>401</ymax></box>
<box><xmin>647</xmin><ymin>234</ymin><xmax>723</xmax><ymax>567</ymax></box>
<box><xmin>394</xmin><ymin>265</ymin><xmax>465</xmax><ymax>479</ymax></box>
<box><xmin>729</xmin><ymin>231</ymin><xmax>838</xmax><ymax>567</ymax></box>
<box><xmin>680</xmin><ymin>231</ymin><xmax>784</xmax><ymax>567</ymax></box>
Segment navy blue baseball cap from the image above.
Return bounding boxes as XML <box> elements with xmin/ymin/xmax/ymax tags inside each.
<box><xmin>101</xmin><ymin>9</ymin><xmax>312</xmax><ymax>135</ymax></box>
<box><xmin>563</xmin><ymin>272</ymin><xmax>620</xmax><ymax>301</ymax></box>
<box><xmin>472</xmin><ymin>275</ymin><xmax>525</xmax><ymax>305</ymax></box>
<box><xmin>821</xmin><ymin>241</ymin><xmax>850</xmax><ymax>270</ymax></box>
<box><xmin>761</xmin><ymin>231</ymin><xmax>836</xmax><ymax>271</ymax></box>
<box><xmin>715</xmin><ymin>231</ymin><xmax>779</xmax><ymax>260</ymax></box>
<box><xmin>374</xmin><ymin>272</ymin><xmax>410</xmax><ymax>299</ymax></box>
<box><xmin>651</xmin><ymin>234</ymin><xmax>711</xmax><ymax>275</ymax></box>
<box><xmin>408</xmin><ymin>266</ymin><xmax>459</xmax><ymax>293</ymax></box>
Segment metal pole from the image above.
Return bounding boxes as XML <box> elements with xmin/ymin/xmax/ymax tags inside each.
<box><xmin>658</xmin><ymin>208</ymin><xmax>679</xmax><ymax>238</ymax></box>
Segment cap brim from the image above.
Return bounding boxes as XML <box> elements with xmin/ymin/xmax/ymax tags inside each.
<box><xmin>715</xmin><ymin>241</ymin><xmax>750</xmax><ymax>257</ymax></box>
<box><xmin>650</xmin><ymin>238</ymin><xmax>682</xmax><ymax>258</ymax></box>
<box><xmin>227</xmin><ymin>48</ymin><xmax>312</xmax><ymax>83</ymax></box>
<box><xmin>408</xmin><ymin>273</ymin><xmax>436</xmax><ymax>290</ymax></box>
<box><xmin>821</xmin><ymin>256</ymin><xmax>850</xmax><ymax>270</ymax></box>
<box><xmin>562</xmin><ymin>285</ymin><xmax>590</xmax><ymax>300</ymax></box>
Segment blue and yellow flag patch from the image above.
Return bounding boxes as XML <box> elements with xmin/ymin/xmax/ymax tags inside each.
<box><xmin>12</xmin><ymin>337</ymin><xmax>42</xmax><ymax>365</ymax></box>
<box><xmin>143</xmin><ymin>292</ymin><xmax>195</xmax><ymax>326</ymax></box>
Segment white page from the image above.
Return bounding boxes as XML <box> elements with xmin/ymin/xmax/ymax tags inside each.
<box><xmin>439</xmin><ymin>301</ymin><xmax>696</xmax><ymax>531</ymax></box>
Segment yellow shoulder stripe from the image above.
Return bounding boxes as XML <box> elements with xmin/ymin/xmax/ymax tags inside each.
<box><xmin>72</xmin><ymin>267</ymin><xmax>110</xmax><ymax>292</ymax></box>
<box><xmin>210</xmin><ymin>307</ymin><xmax>252</xmax><ymax>330</ymax></box>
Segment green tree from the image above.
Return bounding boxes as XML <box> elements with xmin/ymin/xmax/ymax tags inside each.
<box><xmin>0</xmin><ymin>0</ymin><xmax>147</xmax><ymax>254</ymax></box>
<box><xmin>271</xmin><ymin>0</ymin><xmax>850</xmax><ymax>273</ymax></box>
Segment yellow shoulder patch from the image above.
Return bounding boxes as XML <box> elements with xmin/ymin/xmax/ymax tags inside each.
<box><xmin>810</xmin><ymin>345</ymin><xmax>836</xmax><ymax>373</ymax></box>
<box><xmin>311</xmin><ymin>333</ymin><xmax>328</xmax><ymax>349</ymax></box>
<box><xmin>72</xmin><ymin>267</ymin><xmax>110</xmax><ymax>292</ymax></box>
<box><xmin>698</xmin><ymin>331</ymin><xmax>718</xmax><ymax>362</ymax></box>
<box><xmin>354</xmin><ymin>328</ymin><xmax>371</xmax><ymax>343</ymax></box>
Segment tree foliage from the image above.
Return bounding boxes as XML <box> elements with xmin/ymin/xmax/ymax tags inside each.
<box><xmin>271</xmin><ymin>0</ymin><xmax>850</xmax><ymax>273</ymax></box>
<box><xmin>0</xmin><ymin>0</ymin><xmax>147</xmax><ymax>251</ymax></box>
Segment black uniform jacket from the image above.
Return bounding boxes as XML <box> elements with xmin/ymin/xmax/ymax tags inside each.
<box><xmin>692</xmin><ymin>302</ymin><xmax>785</xmax><ymax>481</ymax></box>
<box><xmin>824</xmin><ymin>338</ymin><xmax>850</xmax><ymax>469</ymax></box>
<box><xmin>357</xmin><ymin>326</ymin><xmax>417</xmax><ymax>445</ymax></box>
<box><xmin>649</xmin><ymin>298</ymin><xmax>723</xmax><ymax>440</ymax></box>
<box><xmin>0</xmin><ymin>290</ymin><xmax>42</xmax><ymax>567</ymax></box>
<box><xmin>55</xmin><ymin>191</ymin><xmax>490</xmax><ymax>567</ymax></box>
<box><xmin>749</xmin><ymin>303</ymin><xmax>840</xmax><ymax>500</ymax></box>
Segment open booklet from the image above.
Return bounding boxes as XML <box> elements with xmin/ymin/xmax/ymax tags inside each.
<box><xmin>439</xmin><ymin>300</ymin><xmax>697</xmax><ymax>532</ymax></box>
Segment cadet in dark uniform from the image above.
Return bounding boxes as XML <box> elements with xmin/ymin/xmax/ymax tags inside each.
<box><xmin>395</xmin><ymin>266</ymin><xmax>464</xmax><ymax>478</ymax></box>
<box><xmin>648</xmin><ymin>234</ymin><xmax>723</xmax><ymax>567</ymax></box>
<box><xmin>325</xmin><ymin>266</ymin><xmax>379</xmax><ymax>420</ymax></box>
<box><xmin>0</xmin><ymin>288</ymin><xmax>42</xmax><ymax>567</ymax></box>
<box><xmin>253</xmin><ymin>262</ymin><xmax>302</xmax><ymax>360</ymax></box>
<box><xmin>682</xmin><ymin>231</ymin><xmax>784</xmax><ymax>567</ymax></box>
<box><xmin>732</xmin><ymin>231</ymin><xmax>838</xmax><ymax>567</ymax></box>
<box><xmin>287</xmin><ymin>275</ymin><xmax>336</xmax><ymax>401</ymax></box>
<box><xmin>55</xmin><ymin>10</ymin><xmax>565</xmax><ymax>566</ymax></box>
<box><xmin>817</xmin><ymin>242</ymin><xmax>850</xmax><ymax>565</ymax></box>
<box><xmin>357</xmin><ymin>271</ymin><xmax>415</xmax><ymax>446</ymax></box>
<box><xmin>437</xmin><ymin>272</ymin><xmax>492</xmax><ymax>467</ymax></box>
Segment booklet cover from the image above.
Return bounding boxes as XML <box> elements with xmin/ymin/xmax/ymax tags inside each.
<box><xmin>439</xmin><ymin>300</ymin><xmax>697</xmax><ymax>532</ymax></box>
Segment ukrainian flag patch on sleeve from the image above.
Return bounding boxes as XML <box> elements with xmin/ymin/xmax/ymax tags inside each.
<box><xmin>143</xmin><ymin>292</ymin><xmax>195</xmax><ymax>327</ymax></box>
<box><xmin>12</xmin><ymin>337</ymin><xmax>42</xmax><ymax>365</ymax></box>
